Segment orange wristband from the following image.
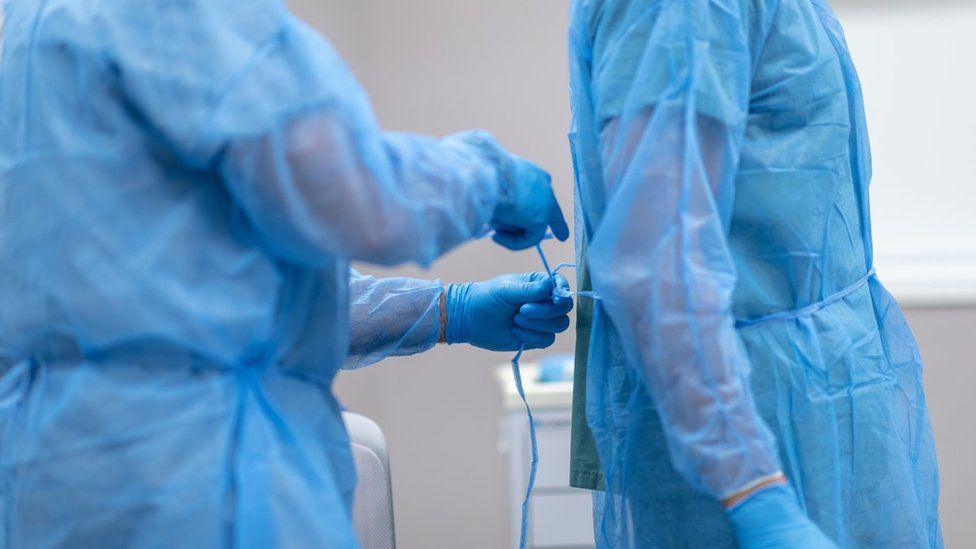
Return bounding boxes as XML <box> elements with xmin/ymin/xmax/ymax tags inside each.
<box><xmin>722</xmin><ymin>472</ymin><xmax>788</xmax><ymax>509</ymax></box>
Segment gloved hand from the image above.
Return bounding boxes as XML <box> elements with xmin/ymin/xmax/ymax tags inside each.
<box><xmin>445</xmin><ymin>272</ymin><xmax>573</xmax><ymax>351</ymax></box>
<box><xmin>456</xmin><ymin>131</ymin><xmax>567</xmax><ymax>249</ymax></box>
<box><xmin>727</xmin><ymin>485</ymin><xmax>837</xmax><ymax>549</ymax></box>
<box><xmin>490</xmin><ymin>154</ymin><xmax>569</xmax><ymax>250</ymax></box>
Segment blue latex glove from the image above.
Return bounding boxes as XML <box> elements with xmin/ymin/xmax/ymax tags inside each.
<box><xmin>445</xmin><ymin>273</ymin><xmax>573</xmax><ymax>351</ymax></box>
<box><xmin>490</xmin><ymin>155</ymin><xmax>569</xmax><ymax>250</ymax></box>
<box><xmin>727</xmin><ymin>485</ymin><xmax>837</xmax><ymax>549</ymax></box>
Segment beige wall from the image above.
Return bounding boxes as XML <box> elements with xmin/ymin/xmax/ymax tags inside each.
<box><xmin>903</xmin><ymin>306</ymin><xmax>976</xmax><ymax>547</ymax></box>
<box><xmin>289</xmin><ymin>2</ymin><xmax>975</xmax><ymax>547</ymax></box>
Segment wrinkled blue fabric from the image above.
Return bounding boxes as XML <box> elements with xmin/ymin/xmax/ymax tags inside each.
<box><xmin>344</xmin><ymin>269</ymin><xmax>445</xmax><ymax>371</ymax></box>
<box><xmin>0</xmin><ymin>0</ymin><xmax>554</xmax><ymax>546</ymax></box>
<box><xmin>727</xmin><ymin>485</ymin><xmax>836</xmax><ymax>549</ymax></box>
<box><xmin>568</xmin><ymin>0</ymin><xmax>942</xmax><ymax>547</ymax></box>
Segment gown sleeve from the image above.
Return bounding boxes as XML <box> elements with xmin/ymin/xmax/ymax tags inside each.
<box><xmin>343</xmin><ymin>269</ymin><xmax>443</xmax><ymax>371</ymax></box>
<box><xmin>104</xmin><ymin>0</ymin><xmax>509</xmax><ymax>268</ymax></box>
<box><xmin>585</xmin><ymin>0</ymin><xmax>782</xmax><ymax>499</ymax></box>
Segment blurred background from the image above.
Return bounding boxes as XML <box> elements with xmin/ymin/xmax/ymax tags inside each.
<box><xmin>289</xmin><ymin>1</ymin><xmax>976</xmax><ymax>547</ymax></box>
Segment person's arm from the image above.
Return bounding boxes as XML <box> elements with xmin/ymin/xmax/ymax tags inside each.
<box><xmin>104</xmin><ymin>0</ymin><xmax>566</xmax><ymax>270</ymax></box>
<box><xmin>220</xmin><ymin>111</ymin><xmax>557</xmax><ymax>268</ymax></box>
<box><xmin>344</xmin><ymin>269</ymin><xmax>573</xmax><ymax>370</ymax></box>
<box><xmin>585</xmin><ymin>2</ymin><xmax>780</xmax><ymax>501</ymax></box>
<box><xmin>344</xmin><ymin>269</ymin><xmax>443</xmax><ymax>370</ymax></box>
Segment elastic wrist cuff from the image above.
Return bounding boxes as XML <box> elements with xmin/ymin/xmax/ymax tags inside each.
<box><xmin>444</xmin><ymin>284</ymin><xmax>467</xmax><ymax>345</ymax></box>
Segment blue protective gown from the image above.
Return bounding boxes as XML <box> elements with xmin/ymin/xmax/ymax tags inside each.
<box><xmin>566</xmin><ymin>0</ymin><xmax>942</xmax><ymax>547</ymax></box>
<box><xmin>0</xmin><ymin>1</ymin><xmax>513</xmax><ymax>546</ymax></box>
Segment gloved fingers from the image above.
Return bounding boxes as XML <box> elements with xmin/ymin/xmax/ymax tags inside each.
<box><xmin>517</xmin><ymin>274</ymin><xmax>572</xmax><ymax>317</ymax></box>
<box><xmin>491</xmin><ymin>220</ymin><xmax>522</xmax><ymax>233</ymax></box>
<box><xmin>511</xmin><ymin>272</ymin><xmax>558</xmax><ymax>303</ymax></box>
<box><xmin>518</xmin><ymin>295</ymin><xmax>574</xmax><ymax>319</ymax></box>
<box><xmin>492</xmin><ymin>227</ymin><xmax>546</xmax><ymax>251</ymax></box>
<box><xmin>547</xmin><ymin>191</ymin><xmax>570</xmax><ymax>242</ymax></box>
<box><xmin>513</xmin><ymin>314</ymin><xmax>570</xmax><ymax>334</ymax></box>
<box><xmin>525</xmin><ymin>272</ymin><xmax>568</xmax><ymax>292</ymax></box>
<box><xmin>492</xmin><ymin>231</ymin><xmax>532</xmax><ymax>251</ymax></box>
<box><xmin>512</xmin><ymin>327</ymin><xmax>556</xmax><ymax>350</ymax></box>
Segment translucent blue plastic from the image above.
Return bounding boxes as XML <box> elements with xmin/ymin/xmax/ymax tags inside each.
<box><xmin>0</xmin><ymin>0</ymin><xmax>562</xmax><ymax>546</ymax></box>
<box><xmin>568</xmin><ymin>0</ymin><xmax>942</xmax><ymax>547</ymax></box>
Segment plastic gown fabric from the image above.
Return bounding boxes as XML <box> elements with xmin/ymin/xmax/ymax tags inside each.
<box><xmin>0</xmin><ymin>1</ymin><xmax>520</xmax><ymax>546</ymax></box>
<box><xmin>567</xmin><ymin>0</ymin><xmax>941</xmax><ymax>547</ymax></box>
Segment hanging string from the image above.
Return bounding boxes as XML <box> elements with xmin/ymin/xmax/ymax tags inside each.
<box><xmin>535</xmin><ymin>243</ymin><xmax>556</xmax><ymax>285</ymax></box>
<box><xmin>512</xmin><ymin>242</ymin><xmax>603</xmax><ymax>549</ymax></box>
<box><xmin>510</xmin><ymin>242</ymin><xmax>556</xmax><ymax>548</ymax></box>
<box><xmin>492</xmin><ymin>231</ymin><xmax>600</xmax><ymax>548</ymax></box>
<box><xmin>510</xmin><ymin>344</ymin><xmax>536</xmax><ymax>549</ymax></box>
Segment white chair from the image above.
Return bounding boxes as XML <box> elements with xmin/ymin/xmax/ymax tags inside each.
<box><xmin>342</xmin><ymin>412</ymin><xmax>396</xmax><ymax>549</ymax></box>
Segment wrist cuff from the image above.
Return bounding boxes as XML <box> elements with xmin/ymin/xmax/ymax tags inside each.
<box><xmin>444</xmin><ymin>283</ymin><xmax>470</xmax><ymax>345</ymax></box>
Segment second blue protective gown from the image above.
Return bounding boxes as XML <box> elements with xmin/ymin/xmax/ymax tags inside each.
<box><xmin>0</xmin><ymin>0</ymin><xmax>521</xmax><ymax>546</ymax></box>
<box><xmin>566</xmin><ymin>0</ymin><xmax>942</xmax><ymax>547</ymax></box>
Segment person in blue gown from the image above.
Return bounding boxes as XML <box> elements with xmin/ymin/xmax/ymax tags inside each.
<box><xmin>566</xmin><ymin>0</ymin><xmax>942</xmax><ymax>547</ymax></box>
<box><xmin>0</xmin><ymin>0</ymin><xmax>572</xmax><ymax>546</ymax></box>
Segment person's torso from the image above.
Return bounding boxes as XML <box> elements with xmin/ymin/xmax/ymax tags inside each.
<box><xmin>565</xmin><ymin>0</ymin><xmax>878</xmax><ymax>494</ymax></box>
<box><xmin>0</xmin><ymin>0</ymin><xmax>347</xmax><ymax>377</ymax></box>
<box><xmin>570</xmin><ymin>0</ymin><xmax>874</xmax><ymax>319</ymax></box>
<box><xmin>568</xmin><ymin>5</ymin><xmax>942</xmax><ymax>547</ymax></box>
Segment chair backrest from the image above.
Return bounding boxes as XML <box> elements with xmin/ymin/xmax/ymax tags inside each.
<box><xmin>343</xmin><ymin>412</ymin><xmax>396</xmax><ymax>549</ymax></box>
